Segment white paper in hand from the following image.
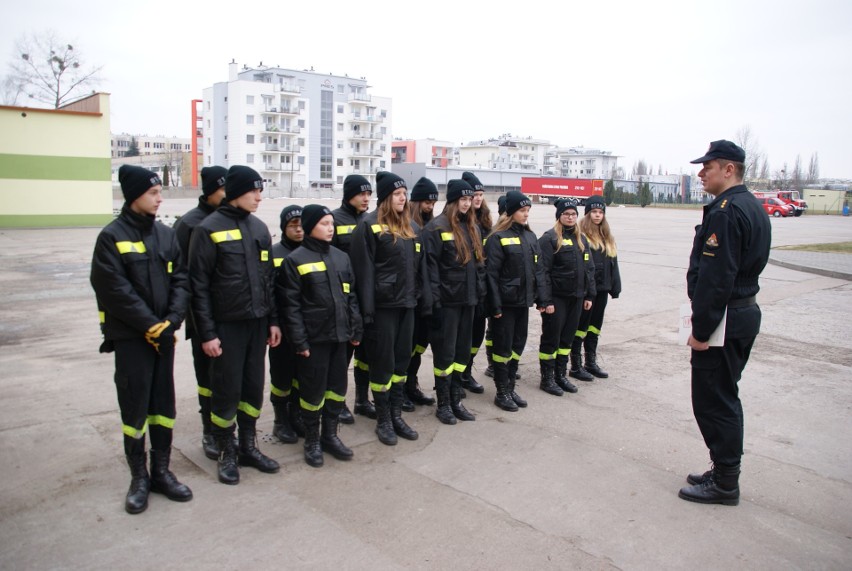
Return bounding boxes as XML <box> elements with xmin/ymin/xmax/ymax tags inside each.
<box><xmin>679</xmin><ymin>303</ymin><xmax>726</xmax><ymax>347</ymax></box>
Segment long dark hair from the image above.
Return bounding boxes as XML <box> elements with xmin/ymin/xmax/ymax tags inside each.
<box><xmin>444</xmin><ymin>201</ymin><xmax>484</xmax><ymax>265</ymax></box>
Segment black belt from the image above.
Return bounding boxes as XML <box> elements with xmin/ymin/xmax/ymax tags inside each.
<box><xmin>728</xmin><ymin>296</ymin><xmax>757</xmax><ymax>309</ymax></box>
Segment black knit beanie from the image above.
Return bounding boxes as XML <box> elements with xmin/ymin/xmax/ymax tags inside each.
<box><xmin>497</xmin><ymin>194</ymin><xmax>507</xmax><ymax>215</ymax></box>
<box><xmin>119</xmin><ymin>165</ymin><xmax>161</xmax><ymax>204</ymax></box>
<box><xmin>201</xmin><ymin>166</ymin><xmax>228</xmax><ymax>196</ymax></box>
<box><xmin>300</xmin><ymin>204</ymin><xmax>332</xmax><ymax>236</ymax></box>
<box><xmin>343</xmin><ymin>174</ymin><xmax>372</xmax><ymax>202</ymax></box>
<box><xmin>584</xmin><ymin>195</ymin><xmax>606</xmax><ymax>215</ymax></box>
<box><xmin>279</xmin><ymin>204</ymin><xmax>303</xmax><ymax>230</ymax></box>
<box><xmin>225</xmin><ymin>165</ymin><xmax>264</xmax><ymax>201</ymax></box>
<box><xmin>446</xmin><ymin>179</ymin><xmax>475</xmax><ymax>203</ymax></box>
<box><xmin>462</xmin><ymin>171</ymin><xmax>484</xmax><ymax>191</ymax></box>
<box><xmin>504</xmin><ymin>191</ymin><xmax>532</xmax><ymax>216</ymax></box>
<box><xmin>555</xmin><ymin>198</ymin><xmax>579</xmax><ymax>219</ymax></box>
<box><xmin>376</xmin><ymin>171</ymin><xmax>407</xmax><ymax>203</ymax></box>
<box><xmin>410</xmin><ymin>177</ymin><xmax>438</xmax><ymax>202</ymax></box>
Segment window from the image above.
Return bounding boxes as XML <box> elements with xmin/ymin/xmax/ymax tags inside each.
<box><xmin>246</xmin><ymin>115</ymin><xmax>254</xmax><ymax>125</ymax></box>
<box><xmin>337</xmin><ymin>159</ymin><xmax>343</xmax><ymax>167</ymax></box>
<box><xmin>247</xmin><ymin>154</ymin><xmax>254</xmax><ymax>163</ymax></box>
<box><xmin>298</xmin><ymin>156</ymin><xmax>305</xmax><ymax>164</ymax></box>
<box><xmin>380</xmin><ymin>161</ymin><xmax>386</xmax><ymax>168</ymax></box>
<box><xmin>380</xmin><ymin>109</ymin><xmax>387</xmax><ymax>118</ymax></box>
<box><xmin>246</xmin><ymin>95</ymin><xmax>254</xmax><ymax>105</ymax></box>
<box><xmin>338</xmin><ymin>85</ymin><xmax>344</xmax><ymax>94</ymax></box>
<box><xmin>298</xmin><ymin>138</ymin><xmax>305</xmax><ymax>146</ymax></box>
<box><xmin>298</xmin><ymin>119</ymin><xmax>305</xmax><ymax>128</ymax></box>
<box><xmin>247</xmin><ymin>134</ymin><xmax>255</xmax><ymax>144</ymax></box>
<box><xmin>337</xmin><ymin>105</ymin><xmax>344</xmax><ymax>113</ymax></box>
<box><xmin>144</xmin><ymin>142</ymin><xmax>150</xmax><ymax>148</ymax></box>
<box><xmin>337</xmin><ymin>176</ymin><xmax>343</xmax><ymax>184</ymax></box>
<box><xmin>337</xmin><ymin>123</ymin><xmax>344</xmax><ymax>132</ymax></box>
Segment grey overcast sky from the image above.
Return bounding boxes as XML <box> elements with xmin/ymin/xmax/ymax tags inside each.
<box><xmin>3</xmin><ymin>0</ymin><xmax>851</xmax><ymax>179</ymax></box>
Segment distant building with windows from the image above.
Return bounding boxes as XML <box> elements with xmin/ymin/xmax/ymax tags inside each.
<box><xmin>111</xmin><ymin>133</ymin><xmax>191</xmax><ymax>158</ymax></box>
<box><xmin>457</xmin><ymin>134</ymin><xmax>551</xmax><ymax>172</ymax></box>
<box><xmin>546</xmin><ymin>147</ymin><xmax>620</xmax><ymax>179</ymax></box>
<box><xmin>391</xmin><ymin>138</ymin><xmax>455</xmax><ymax>167</ymax></box>
<box><xmin>201</xmin><ymin>61</ymin><xmax>392</xmax><ymax>195</ymax></box>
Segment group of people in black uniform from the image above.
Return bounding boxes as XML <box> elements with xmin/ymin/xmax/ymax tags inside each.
<box><xmin>91</xmin><ymin>139</ymin><xmax>768</xmax><ymax>514</ymax></box>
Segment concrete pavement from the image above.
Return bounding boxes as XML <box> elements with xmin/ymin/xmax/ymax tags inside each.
<box><xmin>1</xmin><ymin>201</ymin><xmax>850</xmax><ymax>570</ymax></box>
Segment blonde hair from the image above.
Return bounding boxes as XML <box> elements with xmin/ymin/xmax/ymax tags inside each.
<box><xmin>408</xmin><ymin>200</ymin><xmax>430</xmax><ymax>228</ymax></box>
<box><xmin>553</xmin><ymin>220</ymin><xmax>585</xmax><ymax>253</ymax></box>
<box><xmin>377</xmin><ymin>197</ymin><xmax>415</xmax><ymax>242</ymax></box>
<box><xmin>444</xmin><ymin>201</ymin><xmax>484</xmax><ymax>265</ymax></box>
<box><xmin>579</xmin><ymin>212</ymin><xmax>617</xmax><ymax>257</ymax></box>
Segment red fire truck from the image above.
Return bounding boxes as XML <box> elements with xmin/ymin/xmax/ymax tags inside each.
<box><xmin>520</xmin><ymin>177</ymin><xmax>604</xmax><ymax>204</ymax></box>
<box><xmin>753</xmin><ymin>190</ymin><xmax>807</xmax><ymax>216</ymax></box>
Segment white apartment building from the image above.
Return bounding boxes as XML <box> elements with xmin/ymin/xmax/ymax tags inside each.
<box><xmin>111</xmin><ymin>134</ymin><xmax>191</xmax><ymax>159</ymax></box>
<box><xmin>202</xmin><ymin>62</ymin><xmax>392</xmax><ymax>195</ymax></box>
<box><xmin>457</xmin><ymin>135</ymin><xmax>551</xmax><ymax>172</ymax></box>
<box><xmin>546</xmin><ymin>147</ymin><xmax>621</xmax><ymax>179</ymax></box>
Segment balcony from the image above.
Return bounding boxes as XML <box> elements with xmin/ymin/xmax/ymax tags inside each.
<box><xmin>350</xmin><ymin>131</ymin><xmax>382</xmax><ymax>140</ymax></box>
<box><xmin>261</xmin><ymin>124</ymin><xmax>280</xmax><ymax>134</ymax></box>
<box><xmin>275</xmin><ymin>83</ymin><xmax>301</xmax><ymax>95</ymax></box>
<box><xmin>261</xmin><ymin>107</ymin><xmax>282</xmax><ymax>115</ymax></box>
<box><xmin>280</xmin><ymin>145</ymin><xmax>302</xmax><ymax>154</ymax></box>
<box><xmin>279</xmin><ymin>125</ymin><xmax>301</xmax><ymax>134</ymax></box>
<box><xmin>261</xmin><ymin>163</ymin><xmax>301</xmax><ymax>172</ymax></box>
<box><xmin>350</xmin><ymin>114</ymin><xmax>384</xmax><ymax>124</ymax></box>
<box><xmin>265</xmin><ymin>143</ymin><xmax>282</xmax><ymax>152</ymax></box>
<box><xmin>348</xmin><ymin>93</ymin><xmax>371</xmax><ymax>104</ymax></box>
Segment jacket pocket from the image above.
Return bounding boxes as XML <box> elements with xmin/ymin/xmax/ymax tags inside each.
<box><xmin>376</xmin><ymin>273</ymin><xmax>397</xmax><ymax>303</ymax></box>
<box><xmin>440</xmin><ymin>268</ymin><xmax>466</xmax><ymax>301</ymax></box>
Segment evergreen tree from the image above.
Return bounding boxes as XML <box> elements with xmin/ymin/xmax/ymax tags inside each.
<box><xmin>604</xmin><ymin>179</ymin><xmax>615</xmax><ymax>205</ymax></box>
<box><xmin>125</xmin><ymin>137</ymin><xmax>140</xmax><ymax>157</ymax></box>
<box><xmin>639</xmin><ymin>181</ymin><xmax>652</xmax><ymax>207</ymax></box>
<box><xmin>162</xmin><ymin>165</ymin><xmax>170</xmax><ymax>187</ymax></box>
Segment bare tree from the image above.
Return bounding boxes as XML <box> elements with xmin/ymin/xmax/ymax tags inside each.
<box><xmin>735</xmin><ymin>125</ymin><xmax>764</xmax><ymax>182</ymax></box>
<box><xmin>758</xmin><ymin>156</ymin><xmax>770</xmax><ymax>186</ymax></box>
<box><xmin>807</xmin><ymin>152</ymin><xmax>820</xmax><ymax>184</ymax></box>
<box><xmin>791</xmin><ymin>155</ymin><xmax>803</xmax><ymax>191</ymax></box>
<box><xmin>5</xmin><ymin>30</ymin><xmax>103</xmax><ymax>108</ymax></box>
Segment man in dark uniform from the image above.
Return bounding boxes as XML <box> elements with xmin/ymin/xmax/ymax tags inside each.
<box><xmin>331</xmin><ymin>174</ymin><xmax>374</xmax><ymax>422</ymax></box>
<box><xmin>680</xmin><ymin>140</ymin><xmax>771</xmax><ymax>506</ymax></box>
<box><xmin>188</xmin><ymin>165</ymin><xmax>282</xmax><ymax>485</ymax></box>
<box><xmin>91</xmin><ymin>165</ymin><xmax>193</xmax><ymax>514</ymax></box>
<box><xmin>172</xmin><ymin>166</ymin><xmax>227</xmax><ymax>460</ymax></box>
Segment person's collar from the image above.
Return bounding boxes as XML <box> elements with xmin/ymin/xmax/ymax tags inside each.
<box><xmin>121</xmin><ymin>204</ymin><xmax>155</xmax><ymax>231</ymax></box>
<box><xmin>303</xmin><ymin>235</ymin><xmax>330</xmax><ymax>253</ymax></box>
<box><xmin>219</xmin><ymin>202</ymin><xmax>250</xmax><ymax>219</ymax></box>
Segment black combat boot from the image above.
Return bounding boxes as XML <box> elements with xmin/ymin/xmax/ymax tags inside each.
<box><xmin>124</xmin><ymin>452</ymin><xmax>150</xmax><ymax>514</ymax></box>
<box><xmin>539</xmin><ymin>361</ymin><xmax>563</xmax><ymax>396</ymax></box>
<box><xmin>569</xmin><ymin>351</ymin><xmax>594</xmax><ymax>382</ymax></box>
<box><xmin>200</xmin><ymin>411</ymin><xmax>219</xmax><ymax>461</ymax></box>
<box><xmin>238</xmin><ymin>426</ymin><xmax>280</xmax><ymax>474</ymax></box>
<box><xmin>484</xmin><ymin>344</ymin><xmax>495</xmax><ymax>378</ymax></box>
<box><xmin>302</xmin><ymin>411</ymin><xmax>323</xmax><ymax>468</ymax></box>
<box><xmin>461</xmin><ymin>354</ymin><xmax>485</xmax><ymax>394</ymax></box>
<box><xmin>401</xmin><ymin>388</ymin><xmax>416</xmax><ymax>412</ymax></box>
<box><xmin>390</xmin><ymin>383</ymin><xmax>418</xmax><ymax>440</ymax></box>
<box><xmin>320</xmin><ymin>409</ymin><xmax>354</xmax><ymax>460</ymax></box>
<box><xmin>687</xmin><ymin>454</ymin><xmax>716</xmax><ymax>485</ymax></box>
<box><xmin>353</xmin><ymin>369</ymin><xmax>376</xmax><ymax>419</ymax></box>
<box><xmin>288</xmin><ymin>392</ymin><xmax>306</xmax><ymax>438</ymax></box>
<box><xmin>215</xmin><ymin>430</ymin><xmax>240</xmax><ymax>485</ymax></box>
<box><xmin>507</xmin><ymin>361</ymin><xmax>527</xmax><ymax>407</ymax></box>
<box><xmin>678</xmin><ymin>463</ymin><xmax>740</xmax><ymax>506</ymax></box>
<box><xmin>450</xmin><ymin>374</ymin><xmax>476</xmax><ymax>421</ymax></box>
<box><xmin>405</xmin><ymin>375</ymin><xmax>436</xmax><ymax>406</ymax></box>
<box><xmin>584</xmin><ymin>334</ymin><xmax>609</xmax><ymax>378</ymax></box>
<box><xmin>149</xmin><ymin>449</ymin><xmax>193</xmax><ymax>502</ymax></box>
<box><xmin>492</xmin><ymin>361</ymin><xmax>518</xmax><ymax>412</ymax></box>
<box><xmin>434</xmin><ymin>376</ymin><xmax>457</xmax><ymax>425</ymax></box>
<box><xmin>554</xmin><ymin>354</ymin><xmax>578</xmax><ymax>393</ymax></box>
<box><xmin>272</xmin><ymin>402</ymin><xmax>298</xmax><ymax>444</ymax></box>
<box><xmin>373</xmin><ymin>391</ymin><xmax>398</xmax><ymax>445</ymax></box>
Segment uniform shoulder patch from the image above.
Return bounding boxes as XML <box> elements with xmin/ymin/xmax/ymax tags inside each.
<box><xmin>720</xmin><ymin>199</ymin><xmax>728</xmax><ymax>209</ymax></box>
<box><xmin>706</xmin><ymin>233</ymin><xmax>719</xmax><ymax>248</ymax></box>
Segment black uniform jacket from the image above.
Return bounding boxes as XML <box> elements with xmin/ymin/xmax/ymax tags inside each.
<box><xmin>188</xmin><ymin>203</ymin><xmax>277</xmax><ymax>342</ymax></box>
<box><xmin>172</xmin><ymin>196</ymin><xmax>217</xmax><ymax>339</ymax></box>
<box><xmin>484</xmin><ymin>222</ymin><xmax>546</xmax><ymax>315</ymax></box>
<box><xmin>538</xmin><ymin>225</ymin><xmax>596</xmax><ymax>305</ymax></box>
<box><xmin>424</xmin><ymin>212</ymin><xmax>485</xmax><ymax>308</ymax></box>
<box><xmin>277</xmin><ymin>236</ymin><xmax>364</xmax><ymax>353</ymax></box>
<box><xmin>331</xmin><ymin>201</ymin><xmax>365</xmax><ymax>256</ymax></box>
<box><xmin>349</xmin><ymin>210</ymin><xmax>431</xmax><ymax>319</ymax></box>
<box><xmin>588</xmin><ymin>245</ymin><xmax>622</xmax><ymax>298</ymax></box>
<box><xmin>687</xmin><ymin>184</ymin><xmax>771</xmax><ymax>342</ymax></box>
<box><xmin>90</xmin><ymin>205</ymin><xmax>189</xmax><ymax>341</ymax></box>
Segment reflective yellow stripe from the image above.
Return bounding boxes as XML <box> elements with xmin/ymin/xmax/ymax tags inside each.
<box><xmin>452</xmin><ymin>362</ymin><xmax>467</xmax><ymax>373</ymax></box>
<box><xmin>534</xmin><ymin>254</ymin><xmax>538</xmax><ymax>263</ymax></box>
<box><xmin>291</xmin><ymin>378</ymin><xmax>300</xmax><ymax>390</ymax></box>
<box><xmin>482</xmin><ymin>238</ymin><xmax>487</xmax><ymax>246</ymax></box>
<box><xmin>122</xmin><ymin>421</ymin><xmax>148</xmax><ymax>439</ymax></box>
<box><xmin>575</xmin><ymin>330</ymin><xmax>587</xmax><ymax>339</ymax></box>
<box><xmin>511</xmin><ymin>352</ymin><xmax>521</xmax><ymax>361</ymax></box>
<box><xmin>484</xmin><ymin>339</ymin><xmax>493</xmax><ymax>347</ymax></box>
<box><xmin>147</xmin><ymin>414</ymin><xmax>175</xmax><ymax>429</ymax></box>
<box><xmin>588</xmin><ymin>325</ymin><xmax>601</xmax><ymax>335</ymax></box>
<box><xmin>197</xmin><ymin>386</ymin><xmax>212</xmax><ymax>397</ymax></box>
<box><xmin>210</xmin><ymin>413</ymin><xmax>235</xmax><ymax>428</ymax></box>
<box><xmin>210</xmin><ymin>229</ymin><xmax>242</xmax><ymax>243</ymax></box>
<box><xmin>371</xmin><ymin>224</ymin><xmax>389</xmax><ymax>233</ymax></box>
<box><xmin>115</xmin><ymin>241</ymin><xmax>146</xmax><ymax>254</ymax></box>
<box><xmin>98</xmin><ymin>311</ymin><xmax>105</xmax><ymax>324</ymax></box>
<box><xmin>260</xmin><ymin>250</ymin><xmax>269</xmax><ymax>262</ymax></box>
<box><xmin>238</xmin><ymin>401</ymin><xmax>261</xmax><ymax>418</ymax></box>
<box><xmin>493</xmin><ymin>354</ymin><xmax>511</xmax><ymax>363</ymax></box>
<box><xmin>297</xmin><ymin>261</ymin><xmax>327</xmax><ymax>275</ymax></box>
<box><xmin>500</xmin><ymin>237</ymin><xmax>521</xmax><ymax>246</ymax></box>
<box><xmin>557</xmin><ymin>347</ymin><xmax>571</xmax><ymax>356</ymax></box>
<box><xmin>412</xmin><ymin>344</ymin><xmax>427</xmax><ymax>355</ymax></box>
<box><xmin>342</xmin><ymin>282</ymin><xmax>350</xmax><ymax>294</ymax></box>
<box><xmin>371</xmin><ymin>381</ymin><xmax>392</xmax><ymax>393</ymax></box>
<box><xmin>391</xmin><ymin>374</ymin><xmax>407</xmax><ymax>384</ymax></box>
<box><xmin>470</xmin><ymin>347</ymin><xmax>479</xmax><ymax>355</ymax></box>
<box><xmin>167</xmin><ymin>261</ymin><xmax>173</xmax><ymax>273</ymax></box>
<box><xmin>336</xmin><ymin>225</ymin><xmax>355</xmax><ymax>235</ymax></box>
<box><xmin>354</xmin><ymin>359</ymin><xmax>370</xmax><ymax>371</ymax></box>
<box><xmin>324</xmin><ymin>390</ymin><xmax>345</xmax><ymax>402</ymax></box>
<box><xmin>274</xmin><ymin>257</ymin><xmax>284</xmax><ymax>267</ymax></box>
<box><xmin>584</xmin><ymin>253</ymin><xmax>589</xmax><ymax>261</ymax></box>
<box><xmin>270</xmin><ymin>383</ymin><xmax>289</xmax><ymax>398</ymax></box>
<box><xmin>538</xmin><ymin>351</ymin><xmax>556</xmax><ymax>361</ymax></box>
<box><xmin>562</xmin><ymin>238</ymin><xmax>573</xmax><ymax>246</ymax></box>
<box><xmin>300</xmin><ymin>398</ymin><xmax>324</xmax><ymax>412</ymax></box>
<box><xmin>415</xmin><ymin>242</ymin><xmax>421</xmax><ymax>252</ymax></box>
<box><xmin>441</xmin><ymin>232</ymin><xmax>453</xmax><ymax>241</ymax></box>
<box><xmin>433</xmin><ymin>365</ymin><xmax>454</xmax><ymax>377</ymax></box>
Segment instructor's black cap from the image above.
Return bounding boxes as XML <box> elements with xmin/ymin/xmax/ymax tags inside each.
<box><xmin>201</xmin><ymin>166</ymin><xmax>228</xmax><ymax>196</ymax></box>
<box><xmin>584</xmin><ymin>195</ymin><xmax>606</xmax><ymax>215</ymax></box>
<box><xmin>300</xmin><ymin>204</ymin><xmax>332</xmax><ymax>236</ymax></box>
<box><xmin>555</xmin><ymin>198</ymin><xmax>579</xmax><ymax>219</ymax></box>
<box><xmin>446</xmin><ymin>179</ymin><xmax>475</xmax><ymax>203</ymax></box>
<box><xmin>410</xmin><ymin>177</ymin><xmax>438</xmax><ymax>202</ymax></box>
<box><xmin>462</xmin><ymin>171</ymin><xmax>484</xmax><ymax>191</ymax></box>
<box><xmin>343</xmin><ymin>175</ymin><xmax>372</xmax><ymax>202</ymax></box>
<box><xmin>503</xmin><ymin>191</ymin><xmax>531</xmax><ymax>216</ymax></box>
<box><xmin>376</xmin><ymin>171</ymin><xmax>407</xmax><ymax>203</ymax></box>
<box><xmin>119</xmin><ymin>165</ymin><xmax>161</xmax><ymax>204</ymax></box>
<box><xmin>690</xmin><ymin>140</ymin><xmax>746</xmax><ymax>164</ymax></box>
<box><xmin>225</xmin><ymin>165</ymin><xmax>263</xmax><ymax>201</ymax></box>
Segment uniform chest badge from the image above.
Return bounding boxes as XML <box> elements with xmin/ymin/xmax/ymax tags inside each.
<box><xmin>706</xmin><ymin>233</ymin><xmax>719</xmax><ymax>247</ymax></box>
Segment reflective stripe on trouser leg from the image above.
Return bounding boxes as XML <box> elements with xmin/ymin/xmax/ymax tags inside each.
<box><xmin>298</xmin><ymin>341</ymin><xmax>348</xmax><ymax>411</ymax></box>
<box><xmin>209</xmin><ymin>318</ymin><xmax>267</xmax><ymax>432</ymax></box>
<box><xmin>431</xmin><ymin>305</ymin><xmax>474</xmax><ymax>378</ymax></box>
